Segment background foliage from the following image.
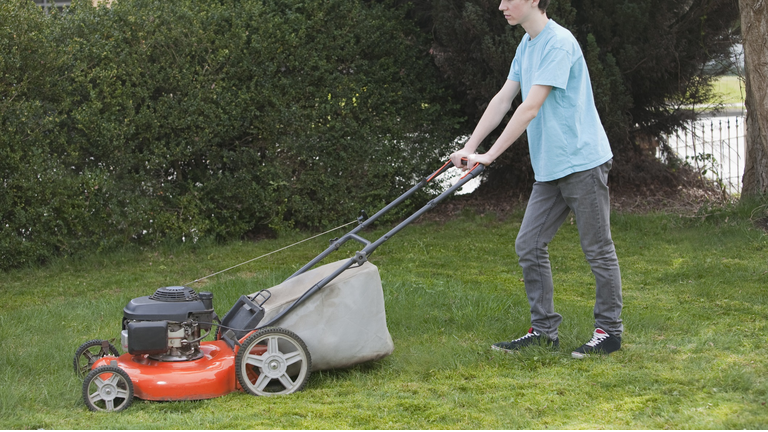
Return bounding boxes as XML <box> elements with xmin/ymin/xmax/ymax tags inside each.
<box><xmin>0</xmin><ymin>0</ymin><xmax>462</xmax><ymax>270</ymax></box>
<box><xmin>397</xmin><ymin>0</ymin><xmax>740</xmax><ymax>194</ymax></box>
<box><xmin>1</xmin><ymin>0</ymin><xmax>742</xmax><ymax>270</ymax></box>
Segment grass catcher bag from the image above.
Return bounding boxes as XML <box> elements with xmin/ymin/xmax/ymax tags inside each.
<box><xmin>254</xmin><ymin>259</ymin><xmax>395</xmax><ymax>371</ymax></box>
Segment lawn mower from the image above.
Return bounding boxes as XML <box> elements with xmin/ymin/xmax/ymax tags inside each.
<box><xmin>73</xmin><ymin>158</ymin><xmax>483</xmax><ymax>412</ymax></box>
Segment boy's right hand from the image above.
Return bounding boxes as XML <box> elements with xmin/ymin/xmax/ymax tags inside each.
<box><xmin>450</xmin><ymin>150</ymin><xmax>473</xmax><ymax>170</ymax></box>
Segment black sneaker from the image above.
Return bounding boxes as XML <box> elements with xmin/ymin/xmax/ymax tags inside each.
<box><xmin>571</xmin><ymin>328</ymin><xmax>621</xmax><ymax>359</ymax></box>
<box><xmin>492</xmin><ymin>328</ymin><xmax>559</xmax><ymax>352</ymax></box>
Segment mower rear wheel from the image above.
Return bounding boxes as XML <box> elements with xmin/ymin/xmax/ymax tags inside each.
<box><xmin>82</xmin><ymin>365</ymin><xmax>134</xmax><ymax>412</ymax></box>
<box><xmin>73</xmin><ymin>339</ymin><xmax>120</xmax><ymax>378</ymax></box>
<box><xmin>235</xmin><ymin>327</ymin><xmax>311</xmax><ymax>396</ymax></box>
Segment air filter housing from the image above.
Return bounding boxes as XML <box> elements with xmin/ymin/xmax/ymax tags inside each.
<box><xmin>149</xmin><ymin>286</ymin><xmax>199</xmax><ymax>302</ymax></box>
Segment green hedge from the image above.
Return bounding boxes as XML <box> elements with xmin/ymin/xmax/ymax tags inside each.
<box><xmin>0</xmin><ymin>0</ymin><xmax>463</xmax><ymax>270</ymax></box>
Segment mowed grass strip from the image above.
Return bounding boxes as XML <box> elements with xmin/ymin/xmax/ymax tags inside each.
<box><xmin>0</xmin><ymin>202</ymin><xmax>766</xmax><ymax>429</ymax></box>
<box><xmin>711</xmin><ymin>75</ymin><xmax>746</xmax><ymax>106</ymax></box>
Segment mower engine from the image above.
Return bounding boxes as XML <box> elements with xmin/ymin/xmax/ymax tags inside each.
<box><xmin>121</xmin><ymin>286</ymin><xmax>217</xmax><ymax>362</ymax></box>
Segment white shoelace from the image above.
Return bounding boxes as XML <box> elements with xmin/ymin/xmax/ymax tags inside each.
<box><xmin>513</xmin><ymin>329</ymin><xmax>540</xmax><ymax>342</ymax></box>
<box><xmin>585</xmin><ymin>330</ymin><xmax>610</xmax><ymax>347</ymax></box>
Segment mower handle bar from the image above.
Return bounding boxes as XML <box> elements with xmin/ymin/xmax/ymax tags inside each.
<box><xmin>260</xmin><ymin>158</ymin><xmax>483</xmax><ymax>328</ymax></box>
<box><xmin>286</xmin><ymin>157</ymin><xmax>480</xmax><ymax>278</ymax></box>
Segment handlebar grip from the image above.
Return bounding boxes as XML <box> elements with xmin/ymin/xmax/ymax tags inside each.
<box><xmin>427</xmin><ymin>156</ymin><xmax>482</xmax><ymax>183</ymax></box>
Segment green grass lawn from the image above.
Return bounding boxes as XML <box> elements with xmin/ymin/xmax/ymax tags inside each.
<box><xmin>711</xmin><ymin>75</ymin><xmax>745</xmax><ymax>106</ymax></box>
<box><xmin>1</xmin><ymin>202</ymin><xmax>767</xmax><ymax>429</ymax></box>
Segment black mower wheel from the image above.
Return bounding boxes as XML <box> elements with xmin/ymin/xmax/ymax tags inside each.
<box><xmin>82</xmin><ymin>365</ymin><xmax>134</xmax><ymax>412</ymax></box>
<box><xmin>73</xmin><ymin>339</ymin><xmax>120</xmax><ymax>378</ymax></box>
<box><xmin>235</xmin><ymin>327</ymin><xmax>311</xmax><ymax>396</ymax></box>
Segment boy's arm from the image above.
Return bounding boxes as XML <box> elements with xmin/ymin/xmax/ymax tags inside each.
<box><xmin>450</xmin><ymin>80</ymin><xmax>520</xmax><ymax>167</ymax></box>
<box><xmin>452</xmin><ymin>83</ymin><xmax>552</xmax><ymax>169</ymax></box>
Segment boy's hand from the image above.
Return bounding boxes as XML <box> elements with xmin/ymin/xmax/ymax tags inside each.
<box><xmin>468</xmin><ymin>153</ymin><xmax>495</xmax><ymax>167</ymax></box>
<box><xmin>450</xmin><ymin>149</ymin><xmax>473</xmax><ymax>170</ymax></box>
<box><xmin>450</xmin><ymin>151</ymin><xmax>494</xmax><ymax>171</ymax></box>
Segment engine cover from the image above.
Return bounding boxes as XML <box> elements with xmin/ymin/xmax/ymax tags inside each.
<box><xmin>123</xmin><ymin>286</ymin><xmax>214</xmax><ymax>330</ymax></box>
<box><xmin>122</xmin><ymin>286</ymin><xmax>217</xmax><ymax>360</ymax></box>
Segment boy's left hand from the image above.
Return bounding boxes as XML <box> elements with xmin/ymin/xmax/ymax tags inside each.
<box><xmin>465</xmin><ymin>153</ymin><xmax>494</xmax><ymax>170</ymax></box>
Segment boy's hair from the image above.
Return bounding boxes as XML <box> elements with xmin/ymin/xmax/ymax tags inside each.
<box><xmin>537</xmin><ymin>0</ymin><xmax>550</xmax><ymax>11</ymax></box>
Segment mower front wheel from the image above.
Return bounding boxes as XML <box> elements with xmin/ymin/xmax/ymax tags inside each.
<box><xmin>235</xmin><ymin>327</ymin><xmax>311</xmax><ymax>396</ymax></box>
<box><xmin>82</xmin><ymin>365</ymin><xmax>134</xmax><ymax>412</ymax></box>
<box><xmin>73</xmin><ymin>339</ymin><xmax>120</xmax><ymax>378</ymax></box>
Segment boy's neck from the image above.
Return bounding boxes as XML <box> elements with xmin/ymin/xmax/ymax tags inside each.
<box><xmin>523</xmin><ymin>12</ymin><xmax>549</xmax><ymax>39</ymax></box>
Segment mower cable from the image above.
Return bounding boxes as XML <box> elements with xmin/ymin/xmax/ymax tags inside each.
<box><xmin>210</xmin><ymin>322</ymin><xmax>245</xmax><ymax>332</ymax></box>
<box><xmin>183</xmin><ymin>328</ymin><xmax>212</xmax><ymax>344</ymax></box>
<box><xmin>196</xmin><ymin>321</ymin><xmax>260</xmax><ymax>335</ymax></box>
<box><xmin>185</xmin><ymin>219</ymin><xmax>358</xmax><ymax>285</ymax></box>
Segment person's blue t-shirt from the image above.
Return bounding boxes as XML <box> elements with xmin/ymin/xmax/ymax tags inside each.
<box><xmin>508</xmin><ymin>20</ymin><xmax>612</xmax><ymax>182</ymax></box>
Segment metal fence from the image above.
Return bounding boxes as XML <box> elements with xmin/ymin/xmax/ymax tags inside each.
<box><xmin>663</xmin><ymin>114</ymin><xmax>746</xmax><ymax>195</ymax></box>
<box><xmin>32</xmin><ymin>0</ymin><xmax>72</xmax><ymax>9</ymax></box>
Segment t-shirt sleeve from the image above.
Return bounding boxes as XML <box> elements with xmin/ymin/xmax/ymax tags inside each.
<box><xmin>508</xmin><ymin>55</ymin><xmax>521</xmax><ymax>82</ymax></box>
<box><xmin>532</xmin><ymin>46</ymin><xmax>571</xmax><ymax>90</ymax></box>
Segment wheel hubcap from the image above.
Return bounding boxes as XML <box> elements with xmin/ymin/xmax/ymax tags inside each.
<box><xmin>101</xmin><ymin>383</ymin><xmax>118</xmax><ymax>401</ymax></box>
<box><xmin>263</xmin><ymin>355</ymin><xmax>286</xmax><ymax>378</ymax></box>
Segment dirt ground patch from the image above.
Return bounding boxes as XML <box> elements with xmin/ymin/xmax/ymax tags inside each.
<box><xmin>418</xmin><ymin>182</ymin><xmax>731</xmax><ymax>224</ymax></box>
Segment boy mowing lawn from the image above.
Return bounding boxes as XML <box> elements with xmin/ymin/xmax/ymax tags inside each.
<box><xmin>450</xmin><ymin>0</ymin><xmax>622</xmax><ymax>359</ymax></box>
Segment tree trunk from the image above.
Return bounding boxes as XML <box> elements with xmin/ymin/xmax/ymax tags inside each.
<box><xmin>740</xmin><ymin>0</ymin><xmax>768</xmax><ymax>196</ymax></box>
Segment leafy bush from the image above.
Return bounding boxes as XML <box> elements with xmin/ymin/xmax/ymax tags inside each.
<box><xmin>0</xmin><ymin>0</ymin><xmax>463</xmax><ymax>270</ymax></box>
<box><xmin>394</xmin><ymin>0</ymin><xmax>739</xmax><ymax>194</ymax></box>
<box><xmin>0</xmin><ymin>0</ymin><xmax>75</xmax><ymax>267</ymax></box>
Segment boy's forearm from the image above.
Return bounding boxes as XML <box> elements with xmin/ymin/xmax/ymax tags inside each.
<box><xmin>463</xmin><ymin>96</ymin><xmax>513</xmax><ymax>153</ymax></box>
<box><xmin>484</xmin><ymin>101</ymin><xmax>539</xmax><ymax>160</ymax></box>
<box><xmin>482</xmin><ymin>84</ymin><xmax>551</xmax><ymax>163</ymax></box>
<box><xmin>462</xmin><ymin>80</ymin><xmax>520</xmax><ymax>153</ymax></box>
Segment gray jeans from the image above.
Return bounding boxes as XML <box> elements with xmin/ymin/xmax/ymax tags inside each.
<box><xmin>515</xmin><ymin>160</ymin><xmax>623</xmax><ymax>340</ymax></box>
